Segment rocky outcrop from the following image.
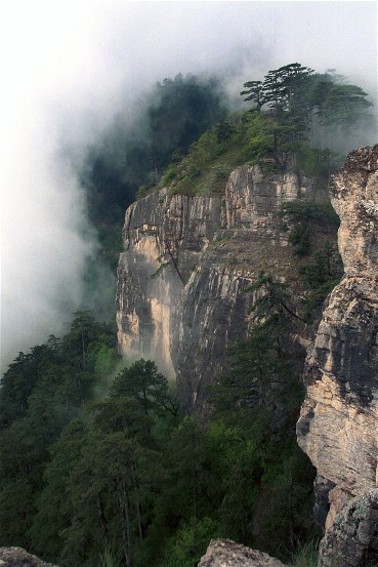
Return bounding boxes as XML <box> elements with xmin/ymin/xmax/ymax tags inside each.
<box><xmin>296</xmin><ymin>145</ymin><xmax>378</xmax><ymax>556</ymax></box>
<box><xmin>318</xmin><ymin>488</ymin><xmax>378</xmax><ymax>567</ymax></box>
<box><xmin>0</xmin><ymin>547</ymin><xmax>57</xmax><ymax>567</ymax></box>
<box><xmin>117</xmin><ymin>166</ymin><xmax>317</xmax><ymax>409</ymax></box>
<box><xmin>198</xmin><ymin>539</ymin><xmax>288</xmax><ymax>567</ymax></box>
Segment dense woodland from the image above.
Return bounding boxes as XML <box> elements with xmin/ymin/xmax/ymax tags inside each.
<box><xmin>0</xmin><ymin>63</ymin><xmax>374</xmax><ymax>567</ymax></box>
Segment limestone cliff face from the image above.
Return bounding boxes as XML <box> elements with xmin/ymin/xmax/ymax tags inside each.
<box><xmin>116</xmin><ymin>166</ymin><xmax>314</xmax><ymax>409</ymax></box>
<box><xmin>296</xmin><ymin>145</ymin><xmax>378</xmax><ymax>537</ymax></box>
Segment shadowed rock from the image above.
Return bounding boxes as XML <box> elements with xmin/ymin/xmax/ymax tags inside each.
<box><xmin>297</xmin><ymin>145</ymin><xmax>378</xmax><ymax>529</ymax></box>
<box><xmin>116</xmin><ymin>165</ymin><xmax>319</xmax><ymax>410</ymax></box>
<box><xmin>318</xmin><ymin>488</ymin><xmax>378</xmax><ymax>567</ymax></box>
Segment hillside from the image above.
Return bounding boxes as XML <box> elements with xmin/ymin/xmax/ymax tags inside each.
<box><xmin>0</xmin><ymin>63</ymin><xmax>376</xmax><ymax>567</ymax></box>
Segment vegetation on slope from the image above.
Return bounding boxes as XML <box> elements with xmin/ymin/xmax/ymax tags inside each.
<box><xmin>0</xmin><ymin>63</ymin><xmax>374</xmax><ymax>566</ymax></box>
<box><xmin>0</xmin><ymin>311</ymin><xmax>318</xmax><ymax>567</ymax></box>
<box><xmin>151</xmin><ymin>63</ymin><xmax>372</xmax><ymax>197</ymax></box>
<box><xmin>81</xmin><ymin>74</ymin><xmax>228</xmax><ymax>269</ymax></box>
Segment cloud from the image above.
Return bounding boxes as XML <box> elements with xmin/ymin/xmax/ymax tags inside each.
<box><xmin>1</xmin><ymin>1</ymin><xmax>377</xmax><ymax>371</ymax></box>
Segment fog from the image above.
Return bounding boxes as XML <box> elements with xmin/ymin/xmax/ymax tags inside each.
<box><xmin>1</xmin><ymin>1</ymin><xmax>377</xmax><ymax>372</ymax></box>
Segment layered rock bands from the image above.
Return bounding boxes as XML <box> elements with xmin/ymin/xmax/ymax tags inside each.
<box><xmin>116</xmin><ymin>166</ymin><xmax>314</xmax><ymax>409</ymax></box>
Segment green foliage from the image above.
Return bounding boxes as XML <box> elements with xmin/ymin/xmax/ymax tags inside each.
<box><xmin>239</xmin><ymin>63</ymin><xmax>374</xmax><ymax>178</ymax></box>
<box><xmin>299</xmin><ymin>244</ymin><xmax>343</xmax><ymax>316</ymax></box>
<box><xmin>1</xmin><ymin>308</ymin><xmax>317</xmax><ymax>567</ymax></box>
<box><xmin>281</xmin><ymin>199</ymin><xmax>339</xmax><ymax>257</ymax></box>
<box><xmin>111</xmin><ymin>359</ymin><xmax>179</xmax><ymax>423</ymax></box>
<box><xmin>281</xmin><ymin>199</ymin><xmax>340</xmax><ymax>227</ymax></box>
<box><xmin>4</xmin><ymin>62</ymin><xmax>364</xmax><ymax>566</ymax></box>
<box><xmin>289</xmin><ymin>223</ymin><xmax>312</xmax><ymax>257</ymax></box>
<box><xmin>82</xmin><ymin>74</ymin><xmax>227</xmax><ymax>225</ymax></box>
<box><xmin>147</xmin><ymin>74</ymin><xmax>227</xmax><ymax>174</ymax></box>
<box><xmin>0</xmin><ymin>311</ymin><xmax>120</xmax><ymax>552</ymax></box>
<box><xmin>240</xmin><ymin>80</ymin><xmax>266</xmax><ymax>110</ymax></box>
<box><xmin>160</xmin><ymin>62</ymin><xmax>373</xmax><ymax>197</ymax></box>
<box><xmin>280</xmin><ymin>199</ymin><xmax>343</xmax><ymax>317</ymax></box>
<box><xmin>289</xmin><ymin>539</ymin><xmax>319</xmax><ymax>567</ymax></box>
<box><xmin>28</xmin><ymin>418</ymin><xmax>87</xmax><ymax>560</ymax></box>
<box><xmin>155</xmin><ymin>517</ymin><xmax>220</xmax><ymax>567</ymax></box>
<box><xmin>135</xmin><ymin>185</ymin><xmax>153</xmax><ymax>200</ymax></box>
<box><xmin>256</xmin><ymin>441</ymin><xmax>319</xmax><ymax>558</ymax></box>
<box><xmin>208</xmin><ymin>320</ymin><xmax>316</xmax><ymax>559</ymax></box>
<box><xmin>160</xmin><ymin>111</ymin><xmax>278</xmax><ymax>196</ymax></box>
<box><xmin>99</xmin><ymin>546</ymin><xmax>124</xmax><ymax>567</ymax></box>
<box><xmin>78</xmin><ymin>74</ymin><xmax>228</xmax><ymax>318</ymax></box>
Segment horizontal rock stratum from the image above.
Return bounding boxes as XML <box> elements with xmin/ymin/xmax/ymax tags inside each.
<box><xmin>116</xmin><ymin>165</ymin><xmax>319</xmax><ymax>410</ymax></box>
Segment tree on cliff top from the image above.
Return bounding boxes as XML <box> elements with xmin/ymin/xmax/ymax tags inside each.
<box><xmin>241</xmin><ymin>63</ymin><xmax>373</xmax><ymax>161</ymax></box>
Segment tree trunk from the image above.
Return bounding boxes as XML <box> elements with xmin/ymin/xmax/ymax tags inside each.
<box><xmin>118</xmin><ymin>477</ymin><xmax>132</xmax><ymax>567</ymax></box>
<box><xmin>131</xmin><ymin>461</ymin><xmax>144</xmax><ymax>542</ymax></box>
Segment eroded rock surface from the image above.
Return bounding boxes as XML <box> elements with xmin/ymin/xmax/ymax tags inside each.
<box><xmin>197</xmin><ymin>539</ymin><xmax>288</xmax><ymax>567</ymax></box>
<box><xmin>296</xmin><ymin>145</ymin><xmax>378</xmax><ymax>537</ymax></box>
<box><xmin>0</xmin><ymin>547</ymin><xmax>57</xmax><ymax>567</ymax></box>
<box><xmin>318</xmin><ymin>488</ymin><xmax>378</xmax><ymax>567</ymax></box>
<box><xmin>117</xmin><ymin>166</ymin><xmax>317</xmax><ymax>409</ymax></box>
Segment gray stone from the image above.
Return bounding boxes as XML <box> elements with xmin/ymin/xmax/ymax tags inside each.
<box><xmin>318</xmin><ymin>489</ymin><xmax>378</xmax><ymax>567</ymax></box>
<box><xmin>0</xmin><ymin>548</ymin><xmax>57</xmax><ymax>567</ymax></box>
<box><xmin>198</xmin><ymin>539</ymin><xmax>288</xmax><ymax>567</ymax></box>
<box><xmin>297</xmin><ymin>145</ymin><xmax>378</xmax><ymax>529</ymax></box>
<box><xmin>116</xmin><ymin>166</ymin><xmax>321</xmax><ymax>410</ymax></box>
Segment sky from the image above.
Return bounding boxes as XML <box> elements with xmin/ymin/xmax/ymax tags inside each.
<box><xmin>1</xmin><ymin>1</ymin><xmax>377</xmax><ymax>372</ymax></box>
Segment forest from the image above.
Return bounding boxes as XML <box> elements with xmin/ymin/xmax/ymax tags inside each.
<box><xmin>0</xmin><ymin>63</ymin><xmax>374</xmax><ymax>567</ymax></box>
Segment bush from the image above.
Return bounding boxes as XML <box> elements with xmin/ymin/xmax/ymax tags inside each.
<box><xmin>289</xmin><ymin>539</ymin><xmax>319</xmax><ymax>567</ymax></box>
<box><xmin>289</xmin><ymin>223</ymin><xmax>312</xmax><ymax>256</ymax></box>
<box><xmin>281</xmin><ymin>199</ymin><xmax>339</xmax><ymax>227</ymax></box>
<box><xmin>155</xmin><ymin>517</ymin><xmax>220</xmax><ymax>567</ymax></box>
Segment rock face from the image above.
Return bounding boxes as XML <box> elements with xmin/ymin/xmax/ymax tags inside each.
<box><xmin>318</xmin><ymin>489</ymin><xmax>378</xmax><ymax>567</ymax></box>
<box><xmin>296</xmin><ymin>146</ymin><xmax>378</xmax><ymax>558</ymax></box>
<box><xmin>0</xmin><ymin>547</ymin><xmax>58</xmax><ymax>567</ymax></box>
<box><xmin>116</xmin><ymin>166</ymin><xmax>315</xmax><ymax>409</ymax></box>
<box><xmin>198</xmin><ymin>539</ymin><xmax>288</xmax><ymax>567</ymax></box>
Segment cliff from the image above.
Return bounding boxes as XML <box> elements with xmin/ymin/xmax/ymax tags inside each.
<box><xmin>296</xmin><ymin>145</ymin><xmax>378</xmax><ymax>564</ymax></box>
<box><xmin>116</xmin><ymin>166</ymin><xmax>318</xmax><ymax>409</ymax></box>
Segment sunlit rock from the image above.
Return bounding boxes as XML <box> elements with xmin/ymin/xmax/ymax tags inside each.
<box><xmin>0</xmin><ymin>547</ymin><xmax>58</xmax><ymax>567</ymax></box>
<box><xmin>116</xmin><ymin>165</ymin><xmax>317</xmax><ymax>410</ymax></box>
<box><xmin>198</xmin><ymin>539</ymin><xmax>288</xmax><ymax>567</ymax></box>
<box><xmin>296</xmin><ymin>145</ymin><xmax>378</xmax><ymax>538</ymax></box>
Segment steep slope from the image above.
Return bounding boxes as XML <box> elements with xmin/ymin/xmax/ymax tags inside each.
<box><xmin>116</xmin><ymin>166</ymin><xmax>319</xmax><ymax>409</ymax></box>
<box><xmin>296</xmin><ymin>145</ymin><xmax>378</xmax><ymax>563</ymax></box>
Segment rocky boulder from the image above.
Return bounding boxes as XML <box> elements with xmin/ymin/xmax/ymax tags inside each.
<box><xmin>198</xmin><ymin>539</ymin><xmax>288</xmax><ymax>567</ymax></box>
<box><xmin>0</xmin><ymin>547</ymin><xmax>57</xmax><ymax>567</ymax></box>
<box><xmin>318</xmin><ymin>488</ymin><xmax>378</xmax><ymax>567</ymax></box>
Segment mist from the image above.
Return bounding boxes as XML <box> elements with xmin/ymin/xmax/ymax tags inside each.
<box><xmin>1</xmin><ymin>1</ymin><xmax>377</xmax><ymax>373</ymax></box>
